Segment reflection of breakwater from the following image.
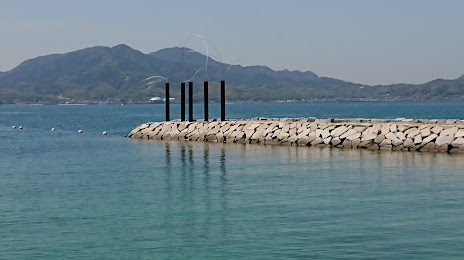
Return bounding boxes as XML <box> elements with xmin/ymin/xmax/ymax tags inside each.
<box><xmin>127</xmin><ymin>118</ymin><xmax>464</xmax><ymax>154</ymax></box>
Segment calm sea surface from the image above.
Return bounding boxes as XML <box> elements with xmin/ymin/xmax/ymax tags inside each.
<box><xmin>1</xmin><ymin>102</ymin><xmax>463</xmax><ymax>259</ymax></box>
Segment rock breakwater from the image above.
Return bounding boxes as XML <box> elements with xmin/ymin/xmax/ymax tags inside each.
<box><xmin>127</xmin><ymin>118</ymin><xmax>464</xmax><ymax>154</ymax></box>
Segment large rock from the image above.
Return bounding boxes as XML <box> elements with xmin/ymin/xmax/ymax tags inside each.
<box><xmin>331</xmin><ymin>126</ymin><xmax>349</xmax><ymax>137</ymax></box>
<box><xmin>374</xmin><ymin>134</ymin><xmax>385</xmax><ymax>144</ymax></box>
<box><xmin>420</xmin><ymin>127</ymin><xmax>431</xmax><ymax>137</ymax></box>
<box><xmin>451</xmin><ymin>138</ymin><xmax>464</xmax><ymax>147</ymax></box>
<box><xmin>340</xmin><ymin>129</ymin><xmax>358</xmax><ymax>139</ymax></box>
<box><xmin>440</xmin><ymin>127</ymin><xmax>458</xmax><ymax>137</ymax></box>
<box><xmin>455</xmin><ymin>129</ymin><xmax>464</xmax><ymax>138</ymax></box>
<box><xmin>435</xmin><ymin>135</ymin><xmax>455</xmax><ymax>147</ymax></box>
<box><xmin>385</xmin><ymin>132</ymin><xmax>403</xmax><ymax>146</ymax></box>
<box><xmin>361</xmin><ymin>131</ymin><xmax>378</xmax><ymax>141</ymax></box>
<box><xmin>381</xmin><ymin>124</ymin><xmax>391</xmax><ymax>135</ymax></box>
<box><xmin>420</xmin><ymin>134</ymin><xmax>438</xmax><ymax>146</ymax></box>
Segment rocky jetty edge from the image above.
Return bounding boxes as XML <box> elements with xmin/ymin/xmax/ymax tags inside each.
<box><xmin>127</xmin><ymin>118</ymin><xmax>464</xmax><ymax>154</ymax></box>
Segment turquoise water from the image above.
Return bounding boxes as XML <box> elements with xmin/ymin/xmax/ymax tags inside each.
<box><xmin>1</xmin><ymin>103</ymin><xmax>464</xmax><ymax>259</ymax></box>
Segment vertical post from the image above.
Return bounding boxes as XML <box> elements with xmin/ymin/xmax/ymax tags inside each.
<box><xmin>221</xmin><ymin>80</ymin><xmax>226</xmax><ymax>121</ymax></box>
<box><xmin>189</xmin><ymin>81</ymin><xmax>193</xmax><ymax>122</ymax></box>
<box><xmin>181</xmin><ymin>82</ymin><xmax>186</xmax><ymax>121</ymax></box>
<box><xmin>204</xmin><ymin>81</ymin><xmax>209</xmax><ymax>121</ymax></box>
<box><xmin>165</xmin><ymin>82</ymin><xmax>170</xmax><ymax>121</ymax></box>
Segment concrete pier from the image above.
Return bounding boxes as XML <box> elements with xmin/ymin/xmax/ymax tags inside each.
<box><xmin>127</xmin><ymin>118</ymin><xmax>464</xmax><ymax>154</ymax></box>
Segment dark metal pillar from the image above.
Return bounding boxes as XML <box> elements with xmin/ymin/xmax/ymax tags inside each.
<box><xmin>165</xmin><ymin>82</ymin><xmax>170</xmax><ymax>121</ymax></box>
<box><xmin>221</xmin><ymin>80</ymin><xmax>226</xmax><ymax>121</ymax></box>
<box><xmin>181</xmin><ymin>82</ymin><xmax>185</xmax><ymax>121</ymax></box>
<box><xmin>189</xmin><ymin>81</ymin><xmax>193</xmax><ymax>122</ymax></box>
<box><xmin>204</xmin><ymin>81</ymin><xmax>209</xmax><ymax>121</ymax></box>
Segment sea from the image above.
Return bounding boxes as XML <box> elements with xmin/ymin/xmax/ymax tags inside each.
<box><xmin>1</xmin><ymin>102</ymin><xmax>463</xmax><ymax>259</ymax></box>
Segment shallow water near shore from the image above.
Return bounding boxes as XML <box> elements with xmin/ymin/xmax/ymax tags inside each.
<box><xmin>1</xmin><ymin>102</ymin><xmax>464</xmax><ymax>259</ymax></box>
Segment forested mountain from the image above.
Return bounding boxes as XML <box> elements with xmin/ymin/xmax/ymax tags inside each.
<box><xmin>0</xmin><ymin>44</ymin><xmax>462</xmax><ymax>104</ymax></box>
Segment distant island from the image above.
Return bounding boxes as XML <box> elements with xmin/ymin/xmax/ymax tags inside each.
<box><xmin>0</xmin><ymin>44</ymin><xmax>462</xmax><ymax>104</ymax></box>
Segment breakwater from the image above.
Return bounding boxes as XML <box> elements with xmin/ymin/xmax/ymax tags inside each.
<box><xmin>127</xmin><ymin>118</ymin><xmax>464</xmax><ymax>153</ymax></box>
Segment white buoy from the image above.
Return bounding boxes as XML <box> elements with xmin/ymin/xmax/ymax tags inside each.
<box><xmin>102</xmin><ymin>131</ymin><xmax>108</xmax><ymax>135</ymax></box>
<box><xmin>12</xmin><ymin>126</ymin><xmax>17</xmax><ymax>129</ymax></box>
<box><xmin>51</xmin><ymin>128</ymin><xmax>56</xmax><ymax>131</ymax></box>
<box><xmin>19</xmin><ymin>126</ymin><xmax>23</xmax><ymax>130</ymax></box>
<box><xmin>78</xmin><ymin>130</ymin><xmax>83</xmax><ymax>134</ymax></box>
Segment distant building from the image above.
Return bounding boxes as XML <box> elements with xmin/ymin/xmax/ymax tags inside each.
<box><xmin>149</xmin><ymin>97</ymin><xmax>175</xmax><ymax>103</ymax></box>
<box><xmin>149</xmin><ymin>97</ymin><xmax>163</xmax><ymax>104</ymax></box>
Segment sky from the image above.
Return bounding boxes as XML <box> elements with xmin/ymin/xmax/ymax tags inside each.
<box><xmin>0</xmin><ymin>0</ymin><xmax>463</xmax><ymax>85</ymax></box>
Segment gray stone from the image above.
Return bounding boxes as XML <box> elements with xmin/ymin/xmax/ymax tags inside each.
<box><xmin>321</xmin><ymin>128</ymin><xmax>331</xmax><ymax>139</ymax></box>
<box><xmin>307</xmin><ymin>132</ymin><xmax>318</xmax><ymax>142</ymax></box>
<box><xmin>420</xmin><ymin>142</ymin><xmax>436</xmax><ymax>151</ymax></box>
<box><xmin>310</xmin><ymin>137</ymin><xmax>323</xmax><ymax>145</ymax></box>
<box><xmin>346</xmin><ymin>132</ymin><xmax>361</xmax><ymax>141</ymax></box>
<box><xmin>385</xmin><ymin>132</ymin><xmax>402</xmax><ymax>146</ymax></box>
<box><xmin>374</xmin><ymin>134</ymin><xmax>385</xmax><ymax>144</ymax></box>
<box><xmin>323</xmin><ymin>136</ymin><xmax>332</xmax><ymax>145</ymax></box>
<box><xmin>440</xmin><ymin>127</ymin><xmax>458</xmax><ymax>137</ymax></box>
<box><xmin>331</xmin><ymin>137</ymin><xmax>341</xmax><ymax>146</ymax></box>
<box><xmin>420</xmin><ymin>128</ymin><xmax>431</xmax><ymax>137</ymax></box>
<box><xmin>381</xmin><ymin>124</ymin><xmax>391</xmax><ymax>135</ymax></box>
<box><xmin>395</xmin><ymin>131</ymin><xmax>406</xmax><ymax>140</ymax></box>
<box><xmin>340</xmin><ymin>129</ymin><xmax>357</xmax><ymax>139</ymax></box>
<box><xmin>455</xmin><ymin>129</ymin><xmax>464</xmax><ymax>138</ymax></box>
<box><xmin>420</xmin><ymin>134</ymin><xmax>438</xmax><ymax>146</ymax></box>
<box><xmin>403</xmin><ymin>138</ymin><xmax>414</xmax><ymax>147</ymax></box>
<box><xmin>435</xmin><ymin>135</ymin><xmax>454</xmax><ymax>147</ymax></box>
<box><xmin>380</xmin><ymin>139</ymin><xmax>392</xmax><ymax>146</ymax></box>
<box><xmin>361</xmin><ymin>131</ymin><xmax>378</xmax><ymax>141</ymax></box>
<box><xmin>431</xmin><ymin>126</ymin><xmax>444</xmax><ymax>134</ymax></box>
<box><xmin>451</xmin><ymin>138</ymin><xmax>464</xmax><ymax>147</ymax></box>
<box><xmin>407</xmin><ymin>129</ymin><xmax>420</xmax><ymax>138</ymax></box>
<box><xmin>330</xmin><ymin>126</ymin><xmax>349</xmax><ymax>137</ymax></box>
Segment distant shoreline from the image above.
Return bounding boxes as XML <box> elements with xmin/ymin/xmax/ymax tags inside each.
<box><xmin>1</xmin><ymin>100</ymin><xmax>464</xmax><ymax>106</ymax></box>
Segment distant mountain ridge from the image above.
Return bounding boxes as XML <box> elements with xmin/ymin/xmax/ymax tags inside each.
<box><xmin>0</xmin><ymin>44</ymin><xmax>462</xmax><ymax>104</ymax></box>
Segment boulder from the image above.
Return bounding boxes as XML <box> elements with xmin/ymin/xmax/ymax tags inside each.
<box><xmin>331</xmin><ymin>137</ymin><xmax>342</xmax><ymax>146</ymax></box>
<box><xmin>451</xmin><ymin>138</ymin><xmax>464</xmax><ymax>148</ymax></box>
<box><xmin>420</xmin><ymin>134</ymin><xmax>438</xmax><ymax>146</ymax></box>
<box><xmin>331</xmin><ymin>126</ymin><xmax>349</xmax><ymax>137</ymax></box>
<box><xmin>435</xmin><ymin>135</ymin><xmax>455</xmax><ymax>147</ymax></box>
<box><xmin>431</xmin><ymin>126</ymin><xmax>443</xmax><ymax>134</ymax></box>
<box><xmin>440</xmin><ymin>127</ymin><xmax>458</xmax><ymax>137</ymax></box>
<box><xmin>381</xmin><ymin>124</ymin><xmax>391</xmax><ymax>135</ymax></box>
<box><xmin>361</xmin><ymin>131</ymin><xmax>378</xmax><ymax>141</ymax></box>
<box><xmin>395</xmin><ymin>132</ymin><xmax>406</xmax><ymax>141</ymax></box>
<box><xmin>420</xmin><ymin>127</ymin><xmax>431</xmax><ymax>137</ymax></box>
<box><xmin>374</xmin><ymin>134</ymin><xmax>385</xmax><ymax>144</ymax></box>
<box><xmin>455</xmin><ymin>129</ymin><xmax>464</xmax><ymax>138</ymax></box>
<box><xmin>403</xmin><ymin>138</ymin><xmax>414</xmax><ymax>147</ymax></box>
<box><xmin>340</xmin><ymin>129</ymin><xmax>358</xmax><ymax>139</ymax></box>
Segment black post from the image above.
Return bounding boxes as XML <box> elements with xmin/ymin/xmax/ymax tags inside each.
<box><xmin>189</xmin><ymin>81</ymin><xmax>193</xmax><ymax>122</ymax></box>
<box><xmin>204</xmin><ymin>81</ymin><xmax>209</xmax><ymax>121</ymax></box>
<box><xmin>221</xmin><ymin>80</ymin><xmax>226</xmax><ymax>121</ymax></box>
<box><xmin>181</xmin><ymin>82</ymin><xmax>185</xmax><ymax>121</ymax></box>
<box><xmin>165</xmin><ymin>82</ymin><xmax>170</xmax><ymax>121</ymax></box>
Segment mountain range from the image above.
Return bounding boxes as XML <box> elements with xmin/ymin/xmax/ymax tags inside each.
<box><xmin>0</xmin><ymin>44</ymin><xmax>462</xmax><ymax>104</ymax></box>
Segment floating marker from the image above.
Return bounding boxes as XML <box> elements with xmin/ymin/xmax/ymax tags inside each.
<box><xmin>12</xmin><ymin>126</ymin><xmax>17</xmax><ymax>129</ymax></box>
<box><xmin>51</xmin><ymin>128</ymin><xmax>56</xmax><ymax>131</ymax></box>
<box><xmin>78</xmin><ymin>130</ymin><xmax>83</xmax><ymax>134</ymax></box>
<box><xmin>102</xmin><ymin>131</ymin><xmax>107</xmax><ymax>135</ymax></box>
<box><xmin>19</xmin><ymin>126</ymin><xmax>23</xmax><ymax>130</ymax></box>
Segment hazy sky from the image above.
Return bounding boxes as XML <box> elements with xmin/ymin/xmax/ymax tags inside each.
<box><xmin>1</xmin><ymin>0</ymin><xmax>463</xmax><ymax>85</ymax></box>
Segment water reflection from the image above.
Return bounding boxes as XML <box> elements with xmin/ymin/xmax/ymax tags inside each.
<box><xmin>134</xmin><ymin>139</ymin><xmax>464</xmax><ymax>258</ymax></box>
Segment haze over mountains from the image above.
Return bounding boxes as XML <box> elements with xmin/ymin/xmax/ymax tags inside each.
<box><xmin>0</xmin><ymin>44</ymin><xmax>462</xmax><ymax>104</ymax></box>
